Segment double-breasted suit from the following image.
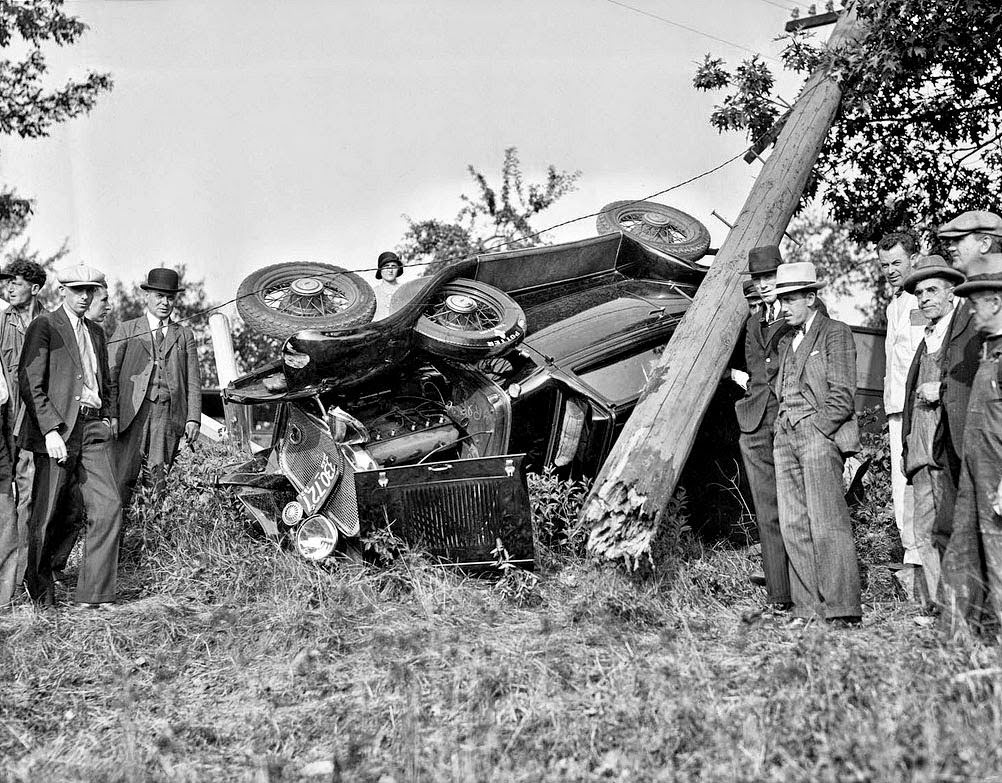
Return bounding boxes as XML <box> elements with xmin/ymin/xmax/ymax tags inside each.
<box><xmin>110</xmin><ymin>315</ymin><xmax>201</xmax><ymax>506</ymax></box>
<box><xmin>773</xmin><ymin>310</ymin><xmax>862</xmax><ymax>620</ymax></box>
<box><xmin>734</xmin><ymin>305</ymin><xmax>791</xmax><ymax>604</ymax></box>
<box><xmin>18</xmin><ymin>306</ymin><xmax>122</xmax><ymax>604</ymax></box>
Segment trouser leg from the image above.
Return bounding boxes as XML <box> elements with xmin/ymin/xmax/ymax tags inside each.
<box><xmin>800</xmin><ymin>423</ymin><xmax>861</xmax><ymax>619</ymax></box>
<box><xmin>912</xmin><ymin>467</ymin><xmax>947</xmax><ymax>601</ymax></box>
<box><xmin>11</xmin><ymin>448</ymin><xmax>33</xmax><ymax>585</ymax></box>
<box><xmin>888</xmin><ymin>414</ymin><xmax>919</xmax><ymax>565</ymax></box>
<box><xmin>116</xmin><ymin>400</ymin><xmax>151</xmax><ymax>512</ymax></box>
<box><xmin>774</xmin><ymin>420</ymin><xmax>818</xmax><ymax>618</ymax></box>
<box><xmin>739</xmin><ymin>417</ymin><xmax>790</xmax><ymax>604</ymax></box>
<box><xmin>940</xmin><ymin>451</ymin><xmax>987</xmax><ymax>629</ymax></box>
<box><xmin>49</xmin><ymin>482</ymin><xmax>85</xmax><ymax>573</ymax></box>
<box><xmin>0</xmin><ymin>490</ymin><xmax>17</xmax><ymax>607</ymax></box>
<box><xmin>74</xmin><ymin>420</ymin><xmax>122</xmax><ymax>604</ymax></box>
<box><xmin>25</xmin><ymin>450</ymin><xmax>76</xmax><ymax>602</ymax></box>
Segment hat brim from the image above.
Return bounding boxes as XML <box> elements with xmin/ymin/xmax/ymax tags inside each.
<box><xmin>140</xmin><ymin>284</ymin><xmax>183</xmax><ymax>294</ymax></box>
<box><xmin>62</xmin><ymin>281</ymin><xmax>104</xmax><ymax>289</ymax></box>
<box><xmin>938</xmin><ymin>228</ymin><xmax>1002</xmax><ymax>239</ymax></box>
<box><xmin>774</xmin><ymin>281</ymin><xmax>826</xmax><ymax>296</ymax></box>
<box><xmin>902</xmin><ymin>267</ymin><xmax>965</xmax><ymax>294</ymax></box>
<box><xmin>954</xmin><ymin>280</ymin><xmax>1002</xmax><ymax>296</ymax></box>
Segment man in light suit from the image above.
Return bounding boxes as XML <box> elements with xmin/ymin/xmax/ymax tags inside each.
<box><xmin>19</xmin><ymin>265</ymin><xmax>121</xmax><ymax>607</ymax></box>
<box><xmin>734</xmin><ymin>246</ymin><xmax>791</xmax><ymax>609</ymax></box>
<box><xmin>772</xmin><ymin>261</ymin><xmax>862</xmax><ymax>625</ymax></box>
<box><xmin>111</xmin><ymin>268</ymin><xmax>201</xmax><ymax>510</ymax></box>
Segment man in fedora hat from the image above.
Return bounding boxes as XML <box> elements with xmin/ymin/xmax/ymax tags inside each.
<box><xmin>110</xmin><ymin>267</ymin><xmax>201</xmax><ymax>510</ymax></box>
<box><xmin>900</xmin><ymin>255</ymin><xmax>966</xmax><ymax>601</ymax></box>
<box><xmin>733</xmin><ymin>245</ymin><xmax>793</xmax><ymax>609</ymax></box>
<box><xmin>372</xmin><ymin>251</ymin><xmax>404</xmax><ymax>320</ymax></box>
<box><xmin>18</xmin><ymin>264</ymin><xmax>121</xmax><ymax>606</ymax></box>
<box><xmin>939</xmin><ymin>272</ymin><xmax>1002</xmax><ymax>631</ymax></box>
<box><xmin>772</xmin><ymin>261</ymin><xmax>862</xmax><ymax>624</ymax></box>
<box><xmin>876</xmin><ymin>231</ymin><xmax>926</xmax><ymax>590</ymax></box>
<box><xmin>931</xmin><ymin>212</ymin><xmax>1002</xmax><ymax>506</ymax></box>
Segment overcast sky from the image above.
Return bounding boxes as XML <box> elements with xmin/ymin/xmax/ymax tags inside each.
<box><xmin>1</xmin><ymin>0</ymin><xmax>812</xmax><ymax>302</ymax></box>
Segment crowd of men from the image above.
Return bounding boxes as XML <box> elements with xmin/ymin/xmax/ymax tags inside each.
<box><xmin>0</xmin><ymin>264</ymin><xmax>201</xmax><ymax>611</ymax></box>
<box><xmin>737</xmin><ymin>210</ymin><xmax>1002</xmax><ymax>633</ymax></box>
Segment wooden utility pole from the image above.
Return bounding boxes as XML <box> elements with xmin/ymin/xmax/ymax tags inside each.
<box><xmin>582</xmin><ymin>5</ymin><xmax>863</xmax><ymax>567</ymax></box>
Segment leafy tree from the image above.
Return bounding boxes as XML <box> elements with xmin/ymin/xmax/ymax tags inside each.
<box><xmin>399</xmin><ymin>147</ymin><xmax>580</xmax><ymax>275</ymax></box>
<box><xmin>693</xmin><ymin>0</ymin><xmax>1002</xmax><ymax>245</ymax></box>
<box><xmin>0</xmin><ymin>0</ymin><xmax>111</xmax><ymax>286</ymax></box>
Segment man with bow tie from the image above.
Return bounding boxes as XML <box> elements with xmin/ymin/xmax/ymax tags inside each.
<box><xmin>734</xmin><ymin>245</ymin><xmax>793</xmax><ymax>610</ymax></box>
<box><xmin>110</xmin><ymin>268</ymin><xmax>201</xmax><ymax>511</ymax></box>
<box><xmin>773</xmin><ymin>261</ymin><xmax>862</xmax><ymax>625</ymax></box>
<box><xmin>877</xmin><ymin>231</ymin><xmax>926</xmax><ymax>596</ymax></box>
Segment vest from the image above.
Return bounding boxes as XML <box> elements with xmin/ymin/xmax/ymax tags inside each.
<box><xmin>904</xmin><ymin>343</ymin><xmax>943</xmax><ymax>474</ymax></box>
<box><xmin>777</xmin><ymin>339</ymin><xmax>814</xmax><ymax>426</ymax></box>
<box><xmin>146</xmin><ymin>325</ymin><xmax>170</xmax><ymax>403</ymax></box>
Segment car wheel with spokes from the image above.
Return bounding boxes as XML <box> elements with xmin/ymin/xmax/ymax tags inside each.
<box><xmin>414</xmin><ymin>278</ymin><xmax>526</xmax><ymax>361</ymax></box>
<box><xmin>596</xmin><ymin>200</ymin><xmax>711</xmax><ymax>261</ymax></box>
<box><xmin>236</xmin><ymin>262</ymin><xmax>376</xmax><ymax>339</ymax></box>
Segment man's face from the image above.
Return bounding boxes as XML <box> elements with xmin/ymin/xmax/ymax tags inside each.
<box><xmin>913</xmin><ymin>278</ymin><xmax>954</xmax><ymax>322</ymax></box>
<box><xmin>877</xmin><ymin>244</ymin><xmax>915</xmax><ymax>290</ymax></box>
<box><xmin>969</xmin><ymin>290</ymin><xmax>1002</xmax><ymax>334</ymax></box>
<box><xmin>146</xmin><ymin>290</ymin><xmax>178</xmax><ymax>320</ymax></box>
<box><xmin>381</xmin><ymin>263</ymin><xmax>401</xmax><ymax>282</ymax></box>
<box><xmin>778</xmin><ymin>291</ymin><xmax>814</xmax><ymax>327</ymax></box>
<box><xmin>946</xmin><ymin>233</ymin><xmax>988</xmax><ymax>273</ymax></box>
<box><xmin>86</xmin><ymin>287</ymin><xmax>111</xmax><ymax>323</ymax></box>
<box><xmin>7</xmin><ymin>275</ymin><xmax>40</xmax><ymax>308</ymax></box>
<box><xmin>61</xmin><ymin>285</ymin><xmax>95</xmax><ymax>317</ymax></box>
<box><xmin>754</xmin><ymin>272</ymin><xmax>777</xmax><ymax>304</ymax></box>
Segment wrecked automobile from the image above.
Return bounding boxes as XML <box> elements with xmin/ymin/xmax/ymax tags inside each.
<box><xmin>217</xmin><ymin>202</ymin><xmax>744</xmax><ymax>565</ymax></box>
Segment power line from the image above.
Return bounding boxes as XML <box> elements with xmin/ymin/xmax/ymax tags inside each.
<box><xmin>602</xmin><ymin>0</ymin><xmax>781</xmax><ymax>64</ymax></box>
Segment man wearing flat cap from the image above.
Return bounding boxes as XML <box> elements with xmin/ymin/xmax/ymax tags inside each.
<box><xmin>110</xmin><ymin>267</ymin><xmax>201</xmax><ymax>511</ymax></box>
<box><xmin>939</xmin><ymin>272</ymin><xmax>1002</xmax><ymax>631</ymax></box>
<box><xmin>372</xmin><ymin>251</ymin><xmax>405</xmax><ymax>321</ymax></box>
<box><xmin>733</xmin><ymin>245</ymin><xmax>793</xmax><ymax>610</ymax></box>
<box><xmin>932</xmin><ymin>212</ymin><xmax>1002</xmax><ymax>508</ymax></box>
<box><xmin>18</xmin><ymin>264</ymin><xmax>121</xmax><ymax>607</ymax></box>
<box><xmin>772</xmin><ymin>261</ymin><xmax>862</xmax><ymax>624</ymax></box>
<box><xmin>900</xmin><ymin>256</ymin><xmax>965</xmax><ymax>601</ymax></box>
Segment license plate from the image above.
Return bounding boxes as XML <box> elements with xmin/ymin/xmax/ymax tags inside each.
<box><xmin>297</xmin><ymin>451</ymin><xmax>340</xmax><ymax>515</ymax></box>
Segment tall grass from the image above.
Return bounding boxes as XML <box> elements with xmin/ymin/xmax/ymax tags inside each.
<box><xmin>0</xmin><ymin>443</ymin><xmax>1000</xmax><ymax>782</ymax></box>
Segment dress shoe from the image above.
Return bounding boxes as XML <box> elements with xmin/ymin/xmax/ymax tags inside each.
<box><xmin>826</xmin><ymin>615</ymin><xmax>861</xmax><ymax>629</ymax></box>
<box><xmin>71</xmin><ymin>601</ymin><xmax>117</xmax><ymax>612</ymax></box>
<box><xmin>748</xmin><ymin>573</ymin><xmax>767</xmax><ymax>587</ymax></box>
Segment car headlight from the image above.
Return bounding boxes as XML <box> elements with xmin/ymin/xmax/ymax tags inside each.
<box><xmin>294</xmin><ymin>516</ymin><xmax>339</xmax><ymax>561</ymax></box>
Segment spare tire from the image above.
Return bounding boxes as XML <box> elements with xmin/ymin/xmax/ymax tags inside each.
<box><xmin>596</xmin><ymin>200</ymin><xmax>711</xmax><ymax>261</ymax></box>
<box><xmin>236</xmin><ymin>262</ymin><xmax>376</xmax><ymax>340</ymax></box>
<box><xmin>414</xmin><ymin>278</ymin><xmax>526</xmax><ymax>362</ymax></box>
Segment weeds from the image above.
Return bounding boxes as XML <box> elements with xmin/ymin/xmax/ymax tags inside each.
<box><xmin>1</xmin><ymin>442</ymin><xmax>1000</xmax><ymax>782</ymax></box>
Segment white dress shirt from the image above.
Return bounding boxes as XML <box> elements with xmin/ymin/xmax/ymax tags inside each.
<box><xmin>884</xmin><ymin>289</ymin><xmax>927</xmax><ymax>414</ymax></box>
<box><xmin>791</xmin><ymin>310</ymin><xmax>818</xmax><ymax>352</ymax></box>
<box><xmin>146</xmin><ymin>311</ymin><xmax>169</xmax><ymax>338</ymax></box>
<box><xmin>922</xmin><ymin>299</ymin><xmax>956</xmax><ymax>354</ymax></box>
<box><xmin>62</xmin><ymin>303</ymin><xmax>102</xmax><ymax>409</ymax></box>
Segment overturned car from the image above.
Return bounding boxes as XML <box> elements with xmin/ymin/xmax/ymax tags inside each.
<box><xmin>218</xmin><ymin>202</ymin><xmax>744</xmax><ymax>566</ymax></box>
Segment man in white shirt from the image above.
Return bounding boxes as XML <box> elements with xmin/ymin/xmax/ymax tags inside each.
<box><xmin>899</xmin><ymin>256</ymin><xmax>965</xmax><ymax>601</ymax></box>
<box><xmin>877</xmin><ymin>231</ymin><xmax>926</xmax><ymax>592</ymax></box>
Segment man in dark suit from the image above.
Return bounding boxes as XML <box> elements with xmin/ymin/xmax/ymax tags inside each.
<box><xmin>734</xmin><ymin>245</ymin><xmax>791</xmax><ymax>609</ymax></box>
<box><xmin>772</xmin><ymin>261</ymin><xmax>862</xmax><ymax>624</ymax></box>
<box><xmin>110</xmin><ymin>268</ymin><xmax>201</xmax><ymax>509</ymax></box>
<box><xmin>18</xmin><ymin>265</ymin><xmax>121</xmax><ymax>607</ymax></box>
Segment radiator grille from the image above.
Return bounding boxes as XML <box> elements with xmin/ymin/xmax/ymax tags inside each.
<box><xmin>324</xmin><ymin>458</ymin><xmax>360</xmax><ymax>537</ymax></box>
<box><xmin>279</xmin><ymin>406</ymin><xmax>336</xmax><ymax>494</ymax></box>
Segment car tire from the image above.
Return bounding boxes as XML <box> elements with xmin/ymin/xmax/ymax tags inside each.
<box><xmin>414</xmin><ymin>278</ymin><xmax>526</xmax><ymax>361</ymax></box>
<box><xmin>236</xmin><ymin>262</ymin><xmax>376</xmax><ymax>340</ymax></box>
<box><xmin>596</xmin><ymin>200</ymin><xmax>711</xmax><ymax>261</ymax></box>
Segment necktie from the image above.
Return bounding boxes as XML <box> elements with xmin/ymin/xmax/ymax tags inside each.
<box><xmin>792</xmin><ymin>325</ymin><xmax>806</xmax><ymax>351</ymax></box>
<box><xmin>76</xmin><ymin>319</ymin><xmax>98</xmax><ymax>394</ymax></box>
<box><xmin>154</xmin><ymin>320</ymin><xmax>166</xmax><ymax>352</ymax></box>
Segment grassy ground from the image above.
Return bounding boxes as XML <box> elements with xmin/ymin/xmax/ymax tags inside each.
<box><xmin>1</xmin><ymin>445</ymin><xmax>1001</xmax><ymax>782</ymax></box>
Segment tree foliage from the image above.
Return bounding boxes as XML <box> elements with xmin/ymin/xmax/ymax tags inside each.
<box><xmin>398</xmin><ymin>147</ymin><xmax>580</xmax><ymax>276</ymax></box>
<box><xmin>693</xmin><ymin>0</ymin><xmax>1002</xmax><ymax>245</ymax></box>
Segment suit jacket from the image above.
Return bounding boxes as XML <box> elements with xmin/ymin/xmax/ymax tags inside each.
<box><xmin>109</xmin><ymin>316</ymin><xmax>202</xmax><ymax>433</ymax></box>
<box><xmin>735</xmin><ymin>309</ymin><xmax>790</xmax><ymax>433</ymax></box>
<box><xmin>938</xmin><ymin>301</ymin><xmax>981</xmax><ymax>458</ymax></box>
<box><xmin>774</xmin><ymin>310</ymin><xmax>861</xmax><ymax>455</ymax></box>
<box><xmin>17</xmin><ymin>307</ymin><xmax>118</xmax><ymax>453</ymax></box>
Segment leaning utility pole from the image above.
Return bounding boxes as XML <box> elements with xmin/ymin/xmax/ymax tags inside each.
<box><xmin>583</xmin><ymin>4</ymin><xmax>863</xmax><ymax>567</ymax></box>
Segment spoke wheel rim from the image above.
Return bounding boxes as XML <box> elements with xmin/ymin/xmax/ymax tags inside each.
<box><xmin>614</xmin><ymin>208</ymin><xmax>687</xmax><ymax>245</ymax></box>
<box><xmin>261</xmin><ymin>276</ymin><xmax>351</xmax><ymax>318</ymax></box>
<box><xmin>427</xmin><ymin>293</ymin><xmax>503</xmax><ymax>332</ymax></box>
